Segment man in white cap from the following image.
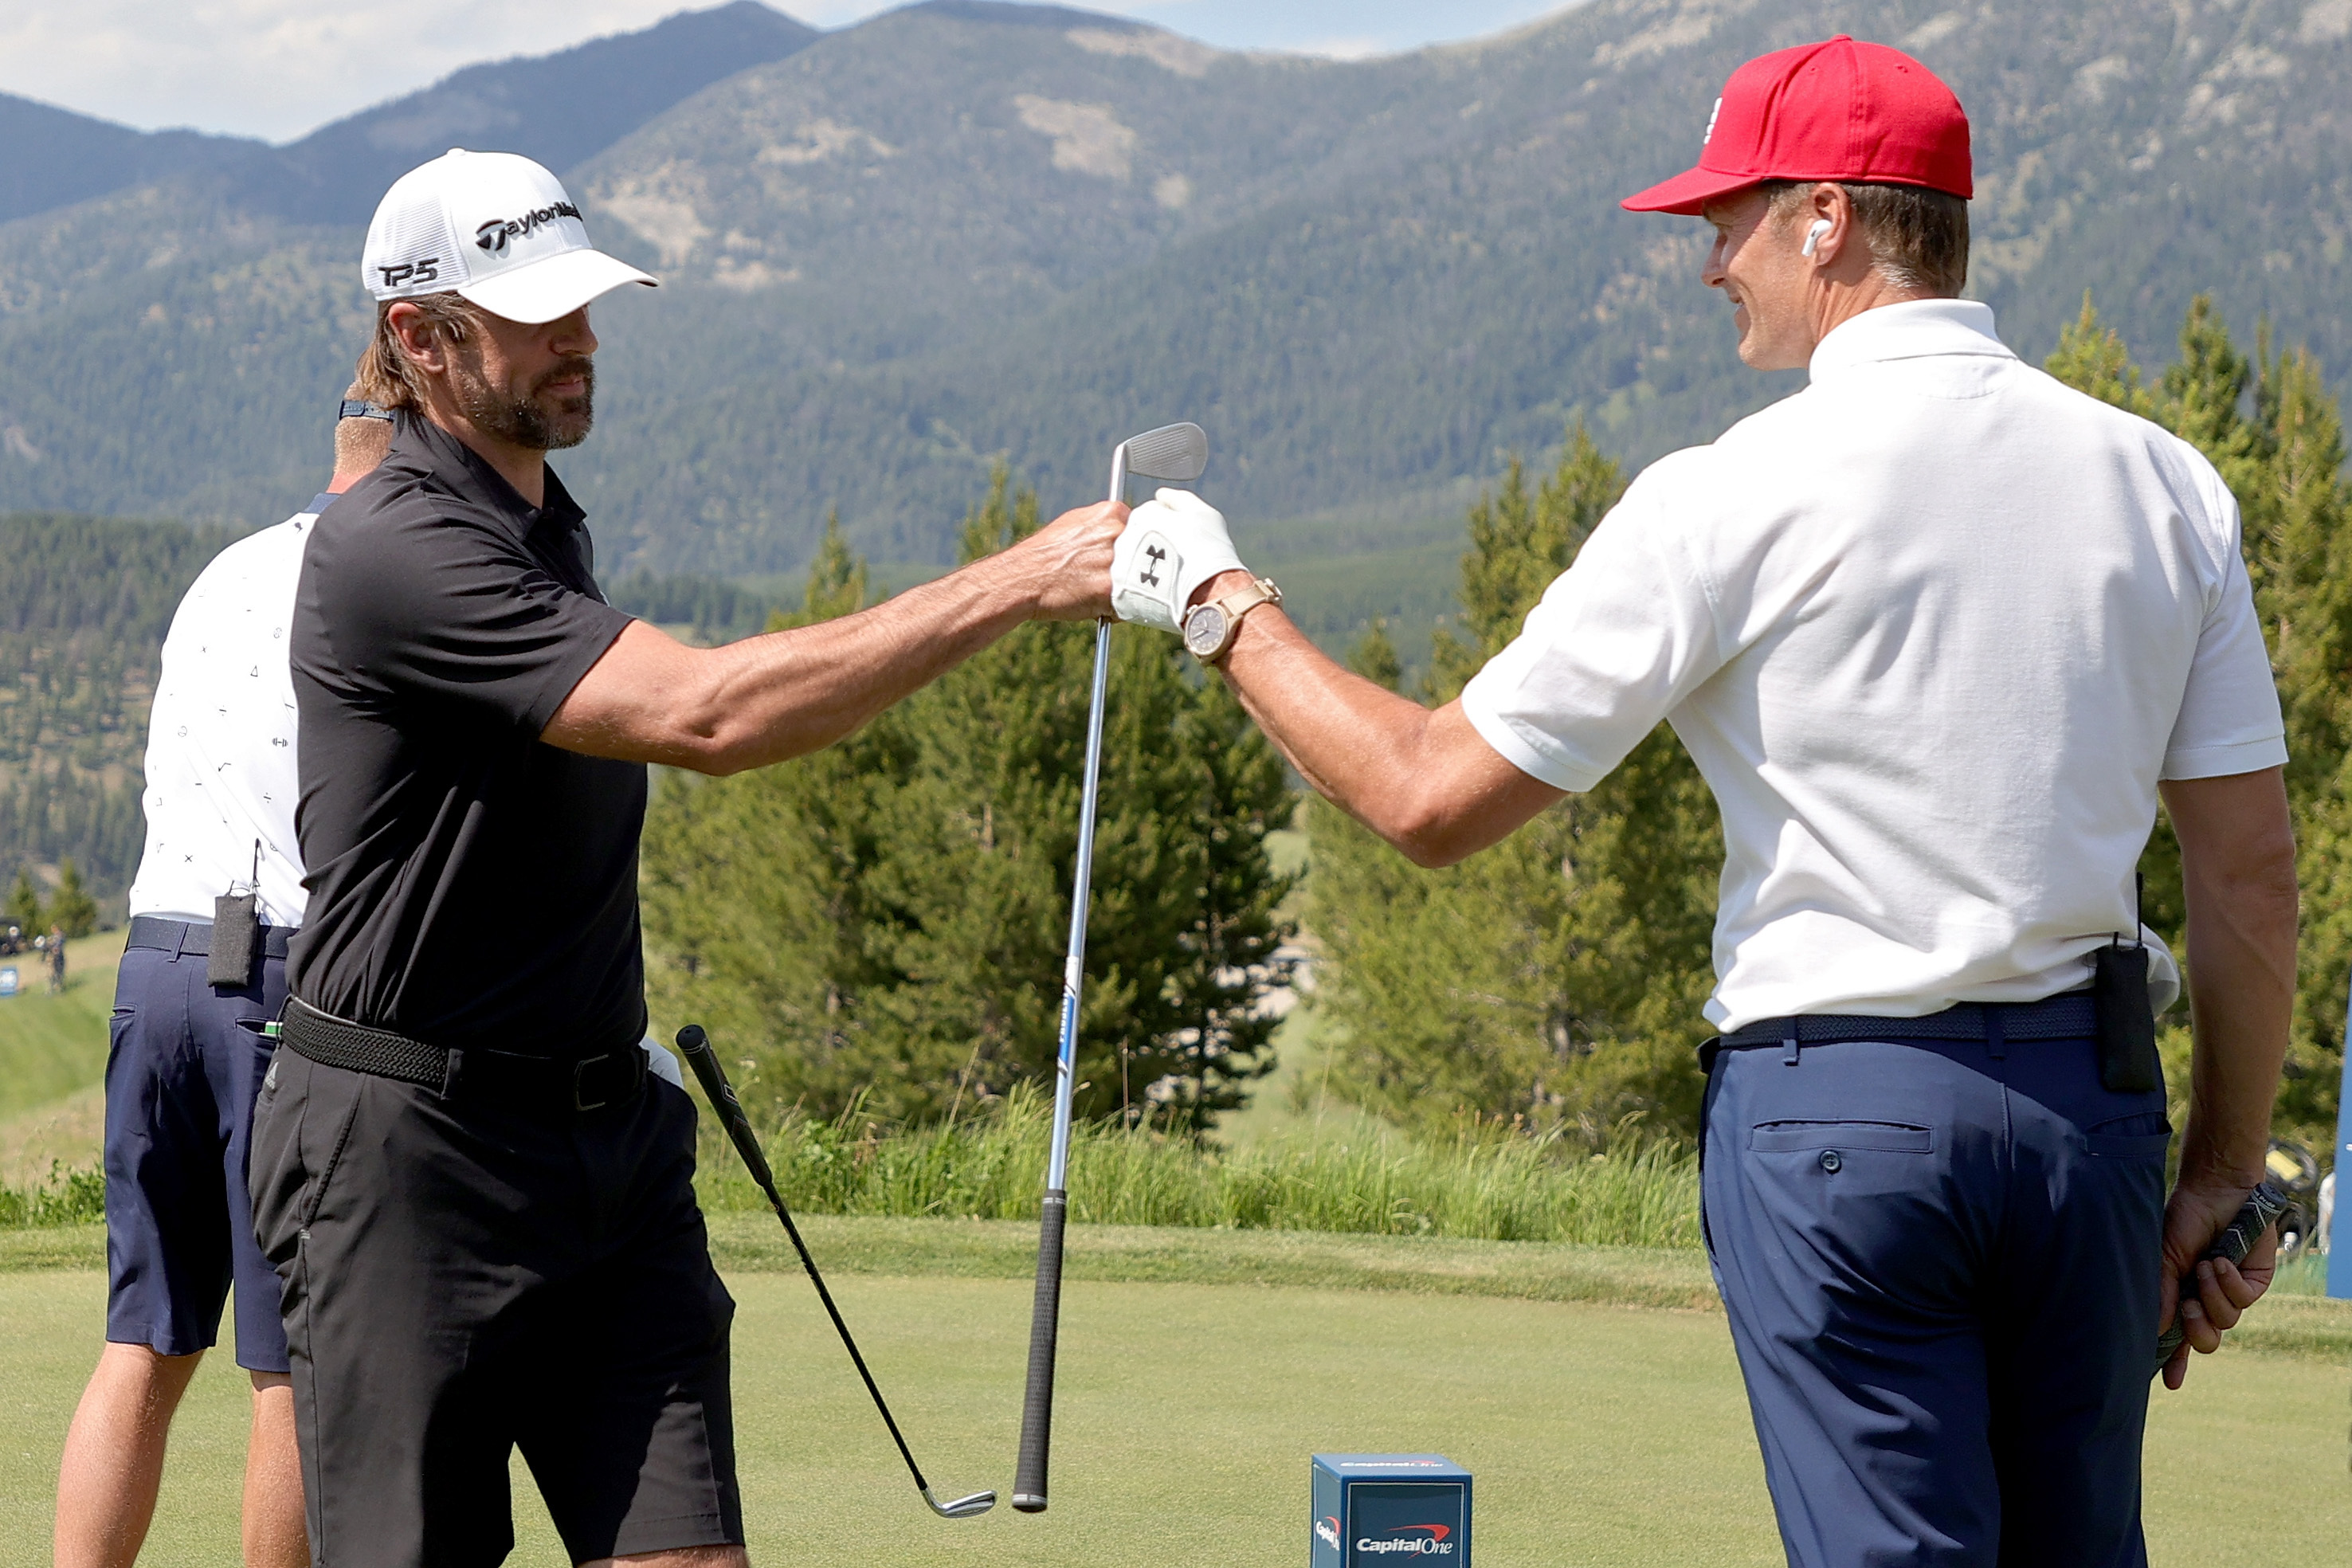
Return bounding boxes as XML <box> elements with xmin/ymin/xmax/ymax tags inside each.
<box><xmin>250</xmin><ymin>150</ymin><xmax>1123</xmax><ymax>1568</ymax></box>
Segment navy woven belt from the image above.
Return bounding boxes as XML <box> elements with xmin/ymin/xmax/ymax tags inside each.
<box><xmin>127</xmin><ymin>915</ymin><xmax>295</xmax><ymax>962</ymax></box>
<box><xmin>1715</xmin><ymin>993</ymin><xmax>2098</xmax><ymax>1054</ymax></box>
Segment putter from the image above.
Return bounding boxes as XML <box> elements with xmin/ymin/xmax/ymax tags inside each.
<box><xmin>1013</xmin><ymin>421</ymin><xmax>1209</xmax><ymax>1515</ymax></box>
<box><xmin>675</xmin><ymin>1025</ymin><xmax>994</xmax><ymax>1520</ymax></box>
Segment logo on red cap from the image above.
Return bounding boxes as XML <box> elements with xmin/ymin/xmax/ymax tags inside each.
<box><xmin>1622</xmin><ymin>35</ymin><xmax>1971</xmax><ymax>216</ymax></box>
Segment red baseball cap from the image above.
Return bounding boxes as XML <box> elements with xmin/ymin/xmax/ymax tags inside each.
<box><xmin>1621</xmin><ymin>35</ymin><xmax>1971</xmax><ymax>216</ymax></box>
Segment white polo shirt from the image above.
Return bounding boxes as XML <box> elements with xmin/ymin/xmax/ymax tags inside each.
<box><xmin>126</xmin><ymin>496</ymin><xmax>331</xmax><ymax>928</ymax></box>
<box><xmin>1461</xmin><ymin>300</ymin><xmax>2286</xmax><ymax>1031</ymax></box>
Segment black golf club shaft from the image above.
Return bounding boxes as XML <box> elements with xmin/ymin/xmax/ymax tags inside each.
<box><xmin>675</xmin><ymin>1025</ymin><xmax>936</xmax><ymax>1497</ymax></box>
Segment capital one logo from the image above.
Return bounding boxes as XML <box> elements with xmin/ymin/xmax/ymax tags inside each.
<box><xmin>1357</xmin><ymin>1523</ymin><xmax>1454</xmax><ymax>1555</ymax></box>
<box><xmin>1315</xmin><ymin>1515</ymin><xmax>1343</xmax><ymax>1551</ymax></box>
<box><xmin>1701</xmin><ymin>96</ymin><xmax>1723</xmax><ymax>146</ymax></box>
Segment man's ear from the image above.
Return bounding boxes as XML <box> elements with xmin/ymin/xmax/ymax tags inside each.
<box><xmin>386</xmin><ymin>302</ymin><xmax>449</xmax><ymax>378</ymax></box>
<box><xmin>1805</xmin><ymin>183</ymin><xmax>1858</xmax><ymax>269</ymax></box>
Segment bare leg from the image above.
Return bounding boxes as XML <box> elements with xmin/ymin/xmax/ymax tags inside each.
<box><xmin>243</xmin><ymin>1372</ymin><xmax>306</xmax><ymax>1568</ymax></box>
<box><xmin>53</xmin><ymin>1343</ymin><xmax>204</xmax><ymax>1568</ymax></box>
<box><xmin>586</xmin><ymin>1549</ymin><xmax>751</xmax><ymax>1567</ymax></box>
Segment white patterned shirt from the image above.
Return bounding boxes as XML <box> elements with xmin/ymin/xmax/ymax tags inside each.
<box><xmin>126</xmin><ymin>496</ymin><xmax>332</xmax><ymax>927</ymax></box>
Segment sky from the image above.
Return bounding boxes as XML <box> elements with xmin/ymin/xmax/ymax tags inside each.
<box><xmin>0</xmin><ymin>1</ymin><xmax>1581</xmax><ymax>145</ymax></box>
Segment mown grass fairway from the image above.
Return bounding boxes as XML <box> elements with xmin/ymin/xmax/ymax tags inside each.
<box><xmin>2</xmin><ymin>1221</ymin><xmax>2346</xmax><ymax>1566</ymax></box>
<box><xmin>0</xmin><ymin>927</ymin><xmax>121</xmax><ymax>1128</ymax></box>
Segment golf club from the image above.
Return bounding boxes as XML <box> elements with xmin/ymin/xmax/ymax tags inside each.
<box><xmin>674</xmin><ymin>1025</ymin><xmax>995</xmax><ymax>1520</ymax></box>
<box><xmin>1013</xmin><ymin>421</ymin><xmax>1209</xmax><ymax>1515</ymax></box>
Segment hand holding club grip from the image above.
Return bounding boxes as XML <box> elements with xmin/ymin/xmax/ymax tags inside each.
<box><xmin>2152</xmin><ymin>1180</ymin><xmax>2289</xmax><ymax>1374</ymax></box>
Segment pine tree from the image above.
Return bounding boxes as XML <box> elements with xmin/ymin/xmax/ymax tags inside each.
<box><xmin>2048</xmin><ymin>296</ymin><xmax>2352</xmax><ymax>1141</ymax></box>
<box><xmin>642</xmin><ymin>473</ymin><xmax>1298</xmax><ymax>1128</ymax></box>
<box><xmin>1346</xmin><ymin>620</ymin><xmax>1403</xmax><ymax>692</ymax></box>
<box><xmin>3</xmin><ymin>868</ymin><xmax>40</xmax><ymax>935</ymax></box>
<box><xmin>2044</xmin><ymin>293</ymin><xmax>2157</xmax><ymax>418</ymax></box>
<box><xmin>1310</xmin><ymin>425</ymin><xmax>1722</xmax><ymax>1147</ymax></box>
<box><xmin>2256</xmin><ymin>346</ymin><xmax>2352</xmax><ymax>1130</ymax></box>
<box><xmin>48</xmin><ymin>857</ymin><xmax>96</xmax><ymax>937</ymax></box>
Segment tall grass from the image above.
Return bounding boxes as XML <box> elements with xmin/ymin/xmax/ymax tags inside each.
<box><xmin>698</xmin><ymin>1088</ymin><xmax>1702</xmax><ymax>1249</ymax></box>
<box><xmin>0</xmin><ymin>1162</ymin><xmax>104</xmax><ymax>1228</ymax></box>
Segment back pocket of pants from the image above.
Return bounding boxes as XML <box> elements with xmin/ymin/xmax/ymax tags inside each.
<box><xmin>1750</xmin><ymin>1119</ymin><xmax>1933</xmax><ymax>1154</ymax></box>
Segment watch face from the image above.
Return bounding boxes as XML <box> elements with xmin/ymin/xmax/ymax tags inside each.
<box><xmin>1183</xmin><ymin>603</ymin><xmax>1228</xmax><ymax>658</ymax></box>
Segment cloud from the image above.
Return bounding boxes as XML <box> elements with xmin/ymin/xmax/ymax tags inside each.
<box><xmin>0</xmin><ymin>1</ymin><xmax>719</xmax><ymax>141</ymax></box>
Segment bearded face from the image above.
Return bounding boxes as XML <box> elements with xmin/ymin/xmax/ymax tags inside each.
<box><xmin>446</xmin><ymin>335</ymin><xmax>595</xmax><ymax>452</ymax></box>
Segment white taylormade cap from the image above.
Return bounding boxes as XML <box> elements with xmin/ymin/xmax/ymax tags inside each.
<box><xmin>361</xmin><ymin>148</ymin><xmax>657</xmax><ymax>325</ymax></box>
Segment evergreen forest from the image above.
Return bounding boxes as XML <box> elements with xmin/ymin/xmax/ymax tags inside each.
<box><xmin>632</xmin><ymin>291</ymin><xmax>2349</xmax><ymax>1151</ymax></box>
<box><xmin>0</xmin><ymin>512</ymin><xmax>245</xmax><ymax>905</ymax></box>
<box><xmin>3</xmin><ymin>295</ymin><xmax>2344</xmax><ymax>1151</ymax></box>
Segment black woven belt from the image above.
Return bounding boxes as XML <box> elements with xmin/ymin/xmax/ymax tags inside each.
<box><xmin>1715</xmin><ymin>993</ymin><xmax>2098</xmax><ymax>1056</ymax></box>
<box><xmin>128</xmin><ymin>915</ymin><xmax>295</xmax><ymax>962</ymax></box>
<box><xmin>277</xmin><ymin>998</ymin><xmax>647</xmax><ymax>1114</ymax></box>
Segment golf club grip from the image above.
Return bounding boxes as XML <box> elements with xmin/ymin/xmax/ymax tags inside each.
<box><xmin>1013</xmin><ymin>1190</ymin><xmax>1068</xmax><ymax>1511</ymax></box>
<box><xmin>2152</xmin><ymin>1181</ymin><xmax>2291</xmax><ymax>1370</ymax></box>
<box><xmin>675</xmin><ymin>1025</ymin><xmax>778</xmax><ymax>1196</ymax></box>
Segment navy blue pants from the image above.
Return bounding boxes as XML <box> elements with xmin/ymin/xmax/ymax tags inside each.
<box><xmin>1702</xmin><ymin>1029</ymin><xmax>2169</xmax><ymax>1568</ymax></box>
<box><xmin>104</xmin><ymin>933</ymin><xmax>290</xmax><ymax>1370</ymax></box>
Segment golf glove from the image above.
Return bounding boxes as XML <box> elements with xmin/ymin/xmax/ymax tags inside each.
<box><xmin>1110</xmin><ymin>488</ymin><xmax>1247</xmax><ymax>633</ymax></box>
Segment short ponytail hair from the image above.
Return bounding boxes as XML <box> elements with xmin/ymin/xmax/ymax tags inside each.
<box><xmin>353</xmin><ymin>292</ymin><xmax>486</xmax><ymax>411</ymax></box>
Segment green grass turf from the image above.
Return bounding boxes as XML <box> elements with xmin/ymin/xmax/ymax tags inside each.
<box><xmin>0</xmin><ymin>927</ymin><xmax>123</xmax><ymax>1125</ymax></box>
<box><xmin>2</xmin><ymin>1224</ymin><xmax>2347</xmax><ymax>1566</ymax></box>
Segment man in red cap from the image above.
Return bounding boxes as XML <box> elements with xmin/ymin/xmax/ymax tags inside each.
<box><xmin>1103</xmin><ymin>34</ymin><xmax>2293</xmax><ymax>1568</ymax></box>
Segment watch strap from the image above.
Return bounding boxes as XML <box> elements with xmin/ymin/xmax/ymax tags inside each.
<box><xmin>1201</xmin><ymin>576</ymin><xmax>1281</xmax><ymax>663</ymax></box>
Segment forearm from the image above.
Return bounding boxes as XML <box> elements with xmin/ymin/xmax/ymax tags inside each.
<box><xmin>701</xmin><ymin>556</ymin><xmax>1043</xmax><ymax>770</ymax></box>
<box><xmin>1214</xmin><ymin>598</ymin><xmax>1558</xmax><ymax>865</ymax></box>
<box><xmin>2164</xmin><ymin>771</ymin><xmax>2297</xmax><ymax>1185</ymax></box>
<box><xmin>2176</xmin><ymin>880</ymin><xmax>2295</xmax><ymax>1182</ymax></box>
<box><xmin>556</xmin><ymin>551</ymin><xmax>1042</xmax><ymax>773</ymax></box>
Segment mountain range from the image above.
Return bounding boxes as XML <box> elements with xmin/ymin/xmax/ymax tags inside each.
<box><xmin>1</xmin><ymin>0</ymin><xmax>2347</xmax><ymax>577</ymax></box>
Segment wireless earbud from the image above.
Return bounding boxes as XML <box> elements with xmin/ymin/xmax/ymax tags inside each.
<box><xmin>1801</xmin><ymin>218</ymin><xmax>1833</xmax><ymax>258</ymax></box>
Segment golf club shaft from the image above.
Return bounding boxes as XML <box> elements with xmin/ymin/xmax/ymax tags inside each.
<box><xmin>1013</xmin><ymin>449</ymin><xmax>1126</xmax><ymax>1512</ymax></box>
<box><xmin>675</xmin><ymin>1025</ymin><xmax>934</xmax><ymax>1496</ymax></box>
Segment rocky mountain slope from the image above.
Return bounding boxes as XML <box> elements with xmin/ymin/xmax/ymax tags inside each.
<box><xmin>0</xmin><ymin>0</ymin><xmax>2346</xmax><ymax>574</ymax></box>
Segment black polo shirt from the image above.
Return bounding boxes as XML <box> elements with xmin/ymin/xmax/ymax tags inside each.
<box><xmin>288</xmin><ymin>412</ymin><xmax>644</xmax><ymax>1058</ymax></box>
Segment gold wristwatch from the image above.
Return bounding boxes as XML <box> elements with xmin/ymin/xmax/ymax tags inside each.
<box><xmin>1182</xmin><ymin>576</ymin><xmax>1282</xmax><ymax>664</ymax></box>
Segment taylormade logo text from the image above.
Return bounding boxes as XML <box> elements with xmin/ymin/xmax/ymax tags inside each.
<box><xmin>1358</xmin><ymin>1525</ymin><xmax>1453</xmax><ymax>1554</ymax></box>
<box><xmin>476</xmin><ymin>202</ymin><xmax>582</xmax><ymax>254</ymax></box>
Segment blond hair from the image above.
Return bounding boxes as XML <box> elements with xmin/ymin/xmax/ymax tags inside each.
<box><xmin>352</xmin><ymin>293</ymin><xmax>486</xmax><ymax>411</ymax></box>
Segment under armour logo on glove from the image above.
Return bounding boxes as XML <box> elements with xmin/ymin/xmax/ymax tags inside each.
<box><xmin>1109</xmin><ymin>491</ymin><xmax>1247</xmax><ymax>635</ymax></box>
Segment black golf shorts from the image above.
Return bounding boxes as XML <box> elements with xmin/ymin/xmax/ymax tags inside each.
<box><xmin>249</xmin><ymin>1046</ymin><xmax>743</xmax><ymax>1567</ymax></box>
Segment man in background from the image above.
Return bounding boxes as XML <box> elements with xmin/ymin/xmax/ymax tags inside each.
<box><xmin>53</xmin><ymin>394</ymin><xmax>392</xmax><ymax>1568</ymax></box>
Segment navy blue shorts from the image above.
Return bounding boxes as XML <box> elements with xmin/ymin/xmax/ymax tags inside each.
<box><xmin>1703</xmin><ymin>1026</ymin><xmax>2168</xmax><ymax>1568</ymax></box>
<box><xmin>104</xmin><ymin>929</ymin><xmax>291</xmax><ymax>1371</ymax></box>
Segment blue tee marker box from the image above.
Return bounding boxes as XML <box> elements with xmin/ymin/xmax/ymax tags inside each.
<box><xmin>1311</xmin><ymin>1454</ymin><xmax>1472</xmax><ymax>1565</ymax></box>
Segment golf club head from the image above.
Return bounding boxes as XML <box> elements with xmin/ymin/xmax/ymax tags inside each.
<box><xmin>923</xmin><ymin>1486</ymin><xmax>998</xmax><ymax>1519</ymax></box>
<box><xmin>1119</xmin><ymin>421</ymin><xmax>1209</xmax><ymax>485</ymax></box>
